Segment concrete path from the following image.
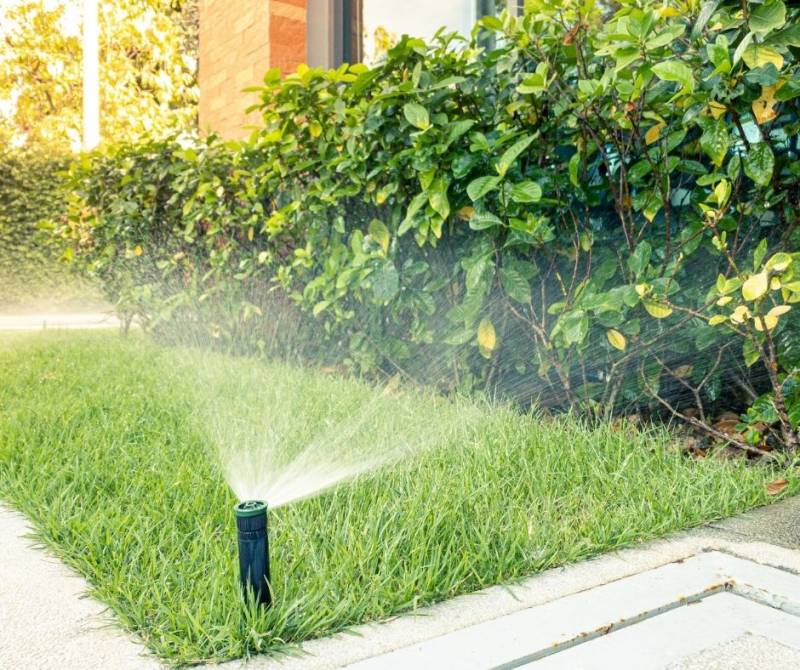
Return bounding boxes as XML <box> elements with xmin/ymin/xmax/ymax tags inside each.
<box><xmin>0</xmin><ymin>312</ymin><xmax>121</xmax><ymax>332</ymax></box>
<box><xmin>2</xmin><ymin>498</ymin><xmax>800</xmax><ymax>669</ymax></box>
<box><xmin>0</xmin><ymin>505</ymin><xmax>159</xmax><ymax>670</ymax></box>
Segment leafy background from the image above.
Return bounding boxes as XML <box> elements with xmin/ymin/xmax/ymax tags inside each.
<box><xmin>57</xmin><ymin>0</ymin><xmax>800</xmax><ymax>451</ymax></box>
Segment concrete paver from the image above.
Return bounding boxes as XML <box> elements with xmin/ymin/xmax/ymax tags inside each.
<box><xmin>667</xmin><ymin>634</ymin><xmax>800</xmax><ymax>670</ymax></box>
<box><xmin>0</xmin><ymin>505</ymin><xmax>159</xmax><ymax>670</ymax></box>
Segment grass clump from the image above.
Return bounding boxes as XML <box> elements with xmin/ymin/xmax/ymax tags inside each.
<box><xmin>0</xmin><ymin>331</ymin><xmax>795</xmax><ymax>665</ymax></box>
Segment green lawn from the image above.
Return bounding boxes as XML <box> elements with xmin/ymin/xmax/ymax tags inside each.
<box><xmin>0</xmin><ymin>331</ymin><xmax>794</xmax><ymax>665</ymax></box>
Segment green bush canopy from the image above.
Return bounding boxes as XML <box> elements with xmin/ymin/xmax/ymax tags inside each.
<box><xmin>0</xmin><ymin>148</ymin><xmax>73</xmax><ymax>306</ymax></box>
<box><xmin>63</xmin><ymin>0</ymin><xmax>800</xmax><ymax>451</ymax></box>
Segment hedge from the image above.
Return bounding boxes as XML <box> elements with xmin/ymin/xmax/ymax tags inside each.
<box><xmin>64</xmin><ymin>0</ymin><xmax>800</xmax><ymax>451</ymax></box>
<box><xmin>0</xmin><ymin>148</ymin><xmax>77</xmax><ymax>306</ymax></box>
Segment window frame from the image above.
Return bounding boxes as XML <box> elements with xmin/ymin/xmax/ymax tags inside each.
<box><xmin>307</xmin><ymin>0</ymin><xmax>516</xmax><ymax>69</ymax></box>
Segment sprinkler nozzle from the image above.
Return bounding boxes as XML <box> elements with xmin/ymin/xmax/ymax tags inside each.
<box><xmin>234</xmin><ymin>500</ymin><xmax>271</xmax><ymax>608</ymax></box>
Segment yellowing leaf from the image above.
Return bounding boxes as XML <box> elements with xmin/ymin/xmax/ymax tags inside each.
<box><xmin>643</xmin><ymin>300</ymin><xmax>673</xmax><ymax>318</ymax></box>
<box><xmin>752</xmin><ymin>85</ymin><xmax>779</xmax><ymax>125</ymax></box>
<box><xmin>716</xmin><ymin>295</ymin><xmax>733</xmax><ymax>306</ymax></box>
<box><xmin>133</xmin><ymin>245</ymin><xmax>143</xmax><ymax>257</ymax></box>
<box><xmin>635</xmin><ymin>283</ymin><xmax>651</xmax><ymax>297</ymax></box>
<box><xmin>309</xmin><ymin>121</ymin><xmax>323</xmax><ymax>138</ymax></box>
<box><xmin>457</xmin><ymin>206</ymin><xmax>475</xmax><ymax>220</ymax></box>
<box><xmin>708</xmin><ymin>314</ymin><xmax>728</xmax><ymax>326</ymax></box>
<box><xmin>247</xmin><ymin>227</ymin><xmax>254</xmax><ymax>241</ymax></box>
<box><xmin>754</xmin><ymin>314</ymin><xmax>779</xmax><ymax>331</ymax></box>
<box><xmin>658</xmin><ymin>5</ymin><xmax>680</xmax><ymax>18</ymax></box>
<box><xmin>477</xmin><ymin>318</ymin><xmax>497</xmax><ymax>358</ymax></box>
<box><xmin>766</xmin><ymin>252</ymin><xmax>792</xmax><ymax>272</ymax></box>
<box><xmin>742</xmin><ymin>45</ymin><xmax>783</xmax><ymax>70</ymax></box>
<box><xmin>673</xmin><ymin>364</ymin><xmax>693</xmax><ymax>378</ymax></box>
<box><xmin>606</xmin><ymin>329</ymin><xmax>627</xmax><ymax>351</ymax></box>
<box><xmin>742</xmin><ymin>271</ymin><xmax>769</xmax><ymax>301</ymax></box>
<box><xmin>708</xmin><ymin>101</ymin><xmax>727</xmax><ymax>119</ymax></box>
<box><xmin>770</xmin><ymin>276</ymin><xmax>782</xmax><ymax>291</ymax></box>
<box><xmin>731</xmin><ymin>305</ymin><xmax>751</xmax><ymax>324</ymax></box>
<box><xmin>645</xmin><ymin>123</ymin><xmax>665</xmax><ymax>145</ymax></box>
<box><xmin>767</xmin><ymin>305</ymin><xmax>791</xmax><ymax>318</ymax></box>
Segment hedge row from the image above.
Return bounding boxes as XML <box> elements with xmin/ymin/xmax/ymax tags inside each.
<box><xmin>64</xmin><ymin>0</ymin><xmax>800</xmax><ymax>450</ymax></box>
<box><xmin>0</xmin><ymin>149</ymin><xmax>80</xmax><ymax>306</ymax></box>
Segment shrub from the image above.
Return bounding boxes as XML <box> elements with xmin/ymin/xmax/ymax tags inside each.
<box><xmin>0</xmin><ymin>148</ymin><xmax>80</xmax><ymax>306</ymax></box>
<box><xmin>63</xmin><ymin>136</ymin><xmax>311</xmax><ymax>356</ymax></box>
<box><xmin>65</xmin><ymin>0</ymin><xmax>800</xmax><ymax>451</ymax></box>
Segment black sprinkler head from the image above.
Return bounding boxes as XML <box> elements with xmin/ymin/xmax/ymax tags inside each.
<box><xmin>234</xmin><ymin>500</ymin><xmax>271</xmax><ymax>608</ymax></box>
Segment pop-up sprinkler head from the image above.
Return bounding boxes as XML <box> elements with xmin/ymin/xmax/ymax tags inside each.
<box><xmin>234</xmin><ymin>500</ymin><xmax>271</xmax><ymax>608</ymax></box>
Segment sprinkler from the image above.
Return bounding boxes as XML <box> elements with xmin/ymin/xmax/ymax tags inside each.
<box><xmin>234</xmin><ymin>500</ymin><xmax>271</xmax><ymax>608</ymax></box>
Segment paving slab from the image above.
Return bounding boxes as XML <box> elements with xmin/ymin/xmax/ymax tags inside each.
<box><xmin>0</xmin><ymin>505</ymin><xmax>160</xmax><ymax>670</ymax></box>
<box><xmin>667</xmin><ymin>634</ymin><xmax>800</xmax><ymax>670</ymax></box>
<box><xmin>338</xmin><ymin>551</ymin><xmax>800</xmax><ymax>670</ymax></box>
<box><xmin>530</xmin><ymin>593</ymin><xmax>800</xmax><ymax>669</ymax></box>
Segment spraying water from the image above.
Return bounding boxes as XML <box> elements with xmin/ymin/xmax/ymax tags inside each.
<box><xmin>179</xmin><ymin>338</ymin><xmax>483</xmax><ymax>508</ymax></box>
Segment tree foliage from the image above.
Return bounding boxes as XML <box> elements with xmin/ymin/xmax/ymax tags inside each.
<box><xmin>0</xmin><ymin>0</ymin><xmax>197</xmax><ymax>150</ymax></box>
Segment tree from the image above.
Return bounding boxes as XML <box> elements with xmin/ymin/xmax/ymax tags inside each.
<box><xmin>0</xmin><ymin>0</ymin><xmax>197</xmax><ymax>150</ymax></box>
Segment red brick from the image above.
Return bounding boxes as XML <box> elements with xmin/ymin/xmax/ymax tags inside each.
<box><xmin>199</xmin><ymin>0</ymin><xmax>308</xmax><ymax>138</ymax></box>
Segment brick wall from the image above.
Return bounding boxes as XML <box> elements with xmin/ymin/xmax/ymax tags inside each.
<box><xmin>199</xmin><ymin>1</ymin><xmax>308</xmax><ymax>139</ymax></box>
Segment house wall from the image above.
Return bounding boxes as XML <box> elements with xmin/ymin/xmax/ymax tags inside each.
<box><xmin>198</xmin><ymin>1</ymin><xmax>307</xmax><ymax>139</ymax></box>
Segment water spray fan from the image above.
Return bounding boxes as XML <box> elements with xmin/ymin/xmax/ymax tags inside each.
<box><xmin>234</xmin><ymin>500</ymin><xmax>271</xmax><ymax>608</ymax></box>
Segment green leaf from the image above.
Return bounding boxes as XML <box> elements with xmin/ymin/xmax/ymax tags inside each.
<box><xmin>312</xmin><ymin>300</ymin><xmax>330</xmax><ymax>316</ymax></box>
<box><xmin>766</xmin><ymin>23</ymin><xmax>800</xmax><ymax>48</ymax></box>
<box><xmin>733</xmin><ymin>31</ymin><xmax>754</xmax><ymax>65</ymax></box>
<box><xmin>371</xmin><ymin>261</ymin><xmax>399</xmax><ymax>303</ymax></box>
<box><xmin>467</xmin><ymin>176</ymin><xmax>502</xmax><ymax>202</ymax></box>
<box><xmin>367</xmin><ymin>219</ymin><xmax>390</xmax><ymax>254</ymax></box>
<box><xmin>651</xmin><ymin>60</ymin><xmax>695</xmax><ymax>93</ymax></box>
<box><xmin>428</xmin><ymin>178</ymin><xmax>450</xmax><ymax>220</ymax></box>
<box><xmin>399</xmin><ymin>192</ymin><xmax>429</xmax><ymax>235</ymax></box>
<box><xmin>495</xmin><ymin>135</ymin><xmax>535</xmax><ymax>177</ymax></box>
<box><xmin>645</xmin><ymin>24</ymin><xmax>685</xmax><ymax>50</ymax></box>
<box><xmin>743</xmin><ymin>143</ymin><xmax>775</xmax><ymax>187</ymax></box>
<box><xmin>700</xmin><ymin>120</ymin><xmax>730</xmax><ymax>167</ymax></box>
<box><xmin>569</xmin><ymin>152</ymin><xmax>581</xmax><ymax>187</ymax></box>
<box><xmin>509</xmin><ymin>180</ymin><xmax>542</xmax><ymax>203</ymax></box>
<box><xmin>743</xmin><ymin>338</ymin><xmax>761</xmax><ymax>367</ymax></box>
<box><xmin>627</xmin><ymin>241</ymin><xmax>652</xmax><ymax>276</ymax></box>
<box><xmin>754</xmin><ymin>238</ymin><xmax>769</xmax><ymax>270</ymax></box>
<box><xmin>447</xmin><ymin>119</ymin><xmax>475</xmax><ymax>143</ymax></box>
<box><xmin>403</xmin><ymin>103</ymin><xmax>430</xmax><ymax>130</ymax></box>
<box><xmin>693</xmin><ymin>1</ymin><xmax>721</xmax><ymax>36</ymax></box>
<box><xmin>469</xmin><ymin>211</ymin><xmax>503</xmax><ymax>230</ymax></box>
<box><xmin>707</xmin><ymin>36</ymin><xmax>731</xmax><ymax>74</ymax></box>
<box><xmin>561</xmin><ymin>310</ymin><xmax>589</xmax><ymax>345</ymax></box>
<box><xmin>749</xmin><ymin>1</ymin><xmax>786</xmax><ymax>34</ymax></box>
<box><xmin>500</xmin><ymin>266</ymin><xmax>532</xmax><ymax>304</ymax></box>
